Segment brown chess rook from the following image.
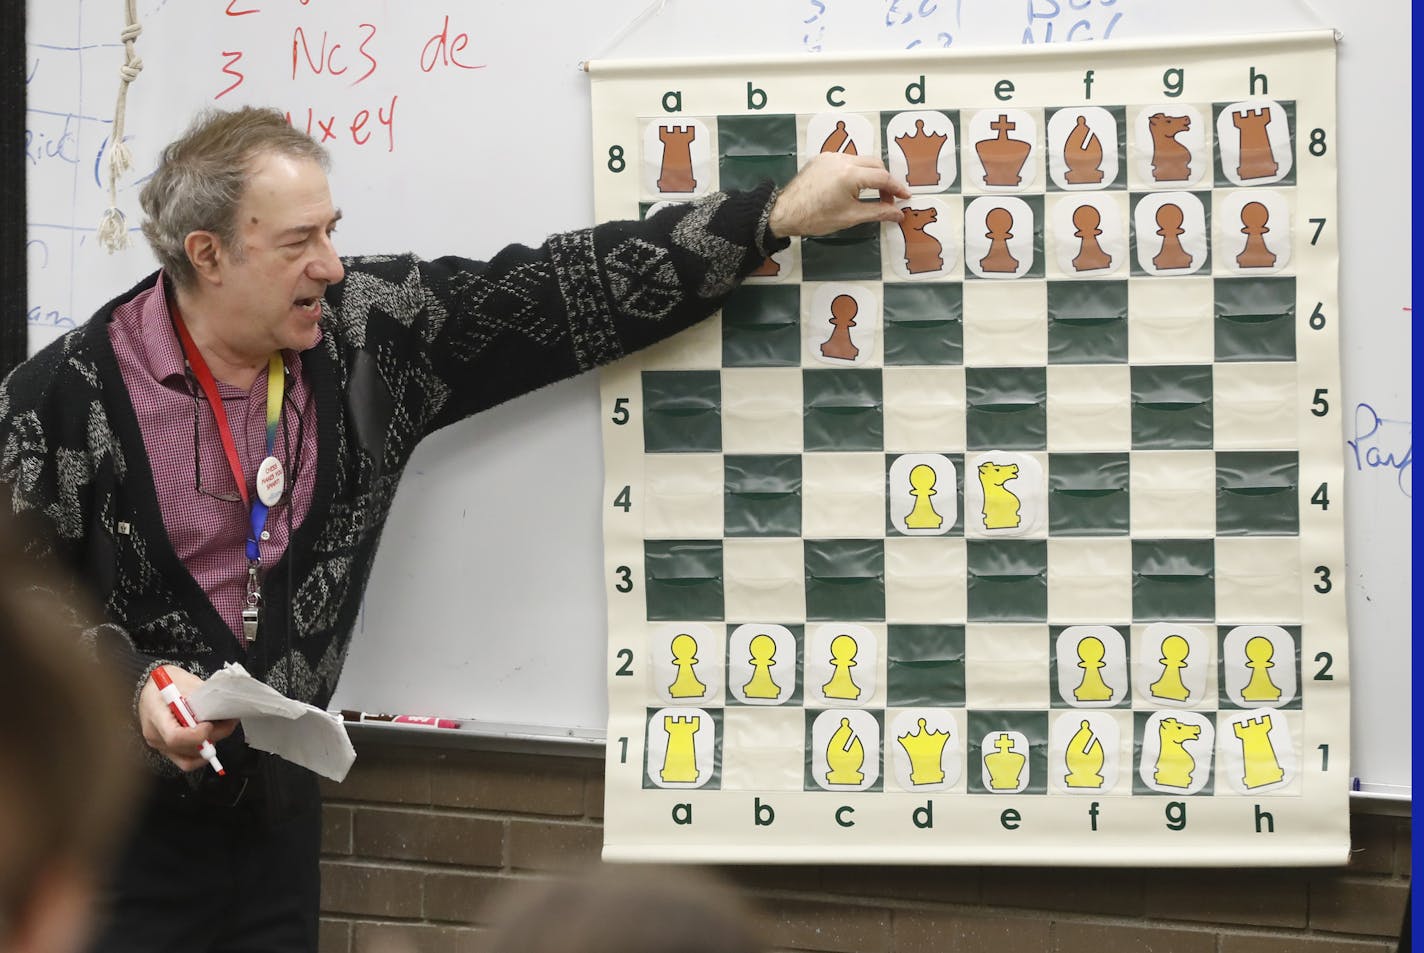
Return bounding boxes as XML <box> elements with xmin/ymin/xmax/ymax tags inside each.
<box><xmin>657</xmin><ymin>125</ymin><xmax>697</xmax><ymax>193</ymax></box>
<box><xmin>1070</xmin><ymin>204</ymin><xmax>1111</xmax><ymax>271</ymax></box>
<box><xmin>821</xmin><ymin>120</ymin><xmax>859</xmax><ymax>156</ymax></box>
<box><xmin>1148</xmin><ymin>113</ymin><xmax>1193</xmax><ymax>182</ymax></box>
<box><xmin>1152</xmin><ymin>203</ymin><xmax>1193</xmax><ymax>270</ymax></box>
<box><xmin>1232</xmin><ymin>107</ymin><xmax>1279</xmax><ymax>180</ymax></box>
<box><xmin>1236</xmin><ymin>201</ymin><xmax>1277</xmax><ymax>268</ymax></box>
<box><xmin>899</xmin><ymin>206</ymin><xmax>944</xmax><ymax>274</ymax></box>
<box><xmin>820</xmin><ymin>294</ymin><xmax>861</xmax><ymax>361</ymax></box>
<box><xmin>975</xmin><ymin>114</ymin><xmax>1032</xmax><ymax>187</ymax></box>
<box><xmin>979</xmin><ymin>207</ymin><xmax>1020</xmax><ymax>273</ymax></box>
<box><xmin>895</xmin><ymin>118</ymin><xmax>949</xmax><ymax>187</ymax></box>
<box><xmin>1063</xmin><ymin>115</ymin><xmax>1105</xmax><ymax>184</ymax></box>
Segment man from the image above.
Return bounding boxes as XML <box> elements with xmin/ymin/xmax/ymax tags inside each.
<box><xmin>0</xmin><ymin>105</ymin><xmax>908</xmax><ymax>952</ymax></box>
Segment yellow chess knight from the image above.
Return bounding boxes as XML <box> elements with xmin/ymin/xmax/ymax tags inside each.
<box><xmin>1153</xmin><ymin>717</ymin><xmax>1201</xmax><ymax>789</ymax></box>
<box><xmin>897</xmin><ymin>718</ymin><xmax>950</xmax><ymax>785</ymax></box>
<box><xmin>977</xmin><ymin>461</ymin><xmax>1022</xmax><ymax>529</ymax></box>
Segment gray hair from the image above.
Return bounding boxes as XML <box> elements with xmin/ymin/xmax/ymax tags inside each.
<box><xmin>139</xmin><ymin>106</ymin><xmax>330</xmax><ymax>289</ymax></box>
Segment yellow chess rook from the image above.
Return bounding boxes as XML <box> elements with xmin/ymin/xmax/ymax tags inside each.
<box><xmin>904</xmin><ymin>464</ymin><xmax>944</xmax><ymax>529</ymax></box>
<box><xmin>1152</xmin><ymin>717</ymin><xmax>1200</xmax><ymax>789</ymax></box>
<box><xmin>897</xmin><ymin>718</ymin><xmax>950</xmax><ymax>785</ymax></box>
<box><xmin>1233</xmin><ymin>714</ymin><xmax>1286</xmax><ymax>788</ymax></box>
<box><xmin>977</xmin><ymin>461</ymin><xmax>1022</xmax><ymax>529</ymax></box>
<box><xmin>1063</xmin><ymin>719</ymin><xmax>1105</xmax><ymax>788</ymax></box>
<box><xmin>1241</xmin><ymin>635</ymin><xmax>1283</xmax><ymax>702</ymax></box>
<box><xmin>1149</xmin><ymin>634</ymin><xmax>1192</xmax><ymax>702</ymax></box>
<box><xmin>1072</xmin><ymin>636</ymin><xmax>1114</xmax><ymax>702</ymax></box>
<box><xmin>825</xmin><ymin>717</ymin><xmax>865</xmax><ymax>785</ymax></box>
<box><xmin>984</xmin><ymin>732</ymin><xmax>1026</xmax><ymax>790</ymax></box>
<box><xmin>821</xmin><ymin>633</ymin><xmax>862</xmax><ymax>700</ymax></box>
<box><xmin>742</xmin><ymin>633</ymin><xmax>782</xmax><ymax>700</ymax></box>
<box><xmin>667</xmin><ymin>633</ymin><xmax>707</xmax><ymax>699</ymax></box>
<box><xmin>659</xmin><ymin>715</ymin><xmax>700</xmax><ymax>784</ymax></box>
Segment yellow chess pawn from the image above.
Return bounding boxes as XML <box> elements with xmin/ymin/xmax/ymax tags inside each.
<box><xmin>667</xmin><ymin>633</ymin><xmax>707</xmax><ymax>699</ymax></box>
<box><xmin>977</xmin><ymin>461</ymin><xmax>1022</xmax><ymax>529</ymax></box>
<box><xmin>821</xmin><ymin>633</ymin><xmax>862</xmax><ymax>700</ymax></box>
<box><xmin>1240</xmin><ymin>635</ymin><xmax>1282</xmax><ymax>702</ymax></box>
<box><xmin>659</xmin><ymin>715</ymin><xmax>700</xmax><ymax>783</ymax></box>
<box><xmin>904</xmin><ymin>464</ymin><xmax>944</xmax><ymax>529</ymax></box>
<box><xmin>742</xmin><ymin>633</ymin><xmax>782</xmax><ymax>700</ymax></box>
<box><xmin>984</xmin><ymin>732</ymin><xmax>1025</xmax><ymax>790</ymax></box>
<box><xmin>825</xmin><ymin>717</ymin><xmax>865</xmax><ymax>785</ymax></box>
<box><xmin>897</xmin><ymin>717</ymin><xmax>950</xmax><ymax>785</ymax></box>
<box><xmin>1063</xmin><ymin>719</ymin><xmax>1105</xmax><ymax>788</ymax></box>
<box><xmin>1072</xmin><ymin>636</ymin><xmax>1114</xmax><ymax>702</ymax></box>
<box><xmin>1152</xmin><ymin>716</ymin><xmax>1200</xmax><ymax>789</ymax></box>
<box><xmin>1149</xmin><ymin>634</ymin><xmax>1192</xmax><ymax>702</ymax></box>
<box><xmin>1233</xmin><ymin>714</ymin><xmax>1286</xmax><ymax>788</ymax></box>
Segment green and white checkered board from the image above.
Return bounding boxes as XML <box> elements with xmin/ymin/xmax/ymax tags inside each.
<box><xmin>594</xmin><ymin>33</ymin><xmax>1349</xmax><ymax>865</ymax></box>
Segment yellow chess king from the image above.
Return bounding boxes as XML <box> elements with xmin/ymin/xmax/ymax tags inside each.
<box><xmin>667</xmin><ymin>633</ymin><xmax>707</xmax><ymax>699</ymax></box>
<box><xmin>1241</xmin><ymin>636</ymin><xmax>1283</xmax><ymax>702</ymax></box>
<box><xmin>822</xmin><ymin>633</ymin><xmax>862</xmax><ymax>700</ymax></box>
<box><xmin>825</xmin><ymin>717</ymin><xmax>865</xmax><ymax>785</ymax></box>
<box><xmin>742</xmin><ymin>633</ymin><xmax>782</xmax><ymax>699</ymax></box>
<box><xmin>660</xmin><ymin>715</ymin><xmax>701</xmax><ymax>783</ymax></box>
<box><xmin>984</xmin><ymin>732</ymin><xmax>1026</xmax><ymax>790</ymax></box>
<box><xmin>897</xmin><ymin>718</ymin><xmax>950</xmax><ymax>785</ymax></box>
<box><xmin>1063</xmin><ymin>720</ymin><xmax>1105</xmax><ymax>788</ymax></box>
<box><xmin>1150</xmin><ymin>634</ymin><xmax>1192</xmax><ymax>702</ymax></box>
<box><xmin>1233</xmin><ymin>714</ymin><xmax>1286</xmax><ymax>788</ymax></box>
<box><xmin>1072</xmin><ymin>636</ymin><xmax>1114</xmax><ymax>702</ymax></box>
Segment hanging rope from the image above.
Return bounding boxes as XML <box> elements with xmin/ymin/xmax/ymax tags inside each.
<box><xmin>97</xmin><ymin>0</ymin><xmax>143</xmax><ymax>253</ymax></box>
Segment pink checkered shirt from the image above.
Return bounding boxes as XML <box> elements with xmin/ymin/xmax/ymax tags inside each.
<box><xmin>108</xmin><ymin>275</ymin><xmax>318</xmax><ymax>646</ymax></box>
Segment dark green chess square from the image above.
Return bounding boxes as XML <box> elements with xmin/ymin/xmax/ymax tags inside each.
<box><xmin>1049</xmin><ymin>625</ymin><xmax>1132</xmax><ymax>709</ymax></box>
<box><xmin>722</xmin><ymin>285</ymin><xmax>802</xmax><ymax>367</ymax></box>
<box><xmin>644</xmin><ymin>540</ymin><xmax>724</xmax><ymax>621</ymax></box>
<box><xmin>1128</xmin><ymin>192</ymin><xmax>1213</xmax><ymax>277</ymax></box>
<box><xmin>965</xmin><ymin>194</ymin><xmax>1045</xmax><ymax>281</ymax></box>
<box><xmin>885</xmin><ymin>453</ymin><xmax>964</xmax><ymax>537</ymax></box>
<box><xmin>724</xmin><ymin>624</ymin><xmax>804</xmax><ymax>707</ymax></box>
<box><xmin>1047</xmin><ymin>281</ymin><xmax>1128</xmax><ymax>364</ymax></box>
<box><xmin>802</xmin><ymin>221</ymin><xmax>883</xmax><ymax>281</ymax></box>
<box><xmin>965</xmin><ymin>367</ymin><xmax>1047</xmax><ymax>451</ymax></box>
<box><xmin>804</xmin><ymin>369</ymin><xmax>884</xmax><ymax>452</ymax></box>
<box><xmin>1130</xmin><ymin>365</ymin><xmax>1213</xmax><ymax>449</ymax></box>
<box><xmin>883</xmin><ymin>283</ymin><xmax>964</xmax><ymax>366</ymax></box>
<box><xmin>642</xmin><ymin>371</ymin><xmax>721</xmax><ymax>453</ymax></box>
<box><xmin>886</xmin><ymin>625</ymin><xmax>966</xmax><ymax>707</ymax></box>
<box><xmin>803</xmin><ymin>708</ymin><xmax>885</xmax><ymax>792</ymax></box>
<box><xmin>879</xmin><ymin>109</ymin><xmax>962</xmax><ymax>194</ymax></box>
<box><xmin>1216</xmin><ymin>451</ymin><xmax>1299</xmax><ymax>536</ymax></box>
<box><xmin>1045</xmin><ymin>104</ymin><xmax>1128</xmax><ymax>191</ymax></box>
<box><xmin>1216</xmin><ymin>625</ymin><xmax>1303</xmax><ymax>711</ymax></box>
<box><xmin>724</xmin><ymin>454</ymin><xmax>802</xmax><ymax>537</ymax></box>
<box><xmin>1131</xmin><ymin>711</ymin><xmax>1215</xmax><ymax>796</ymax></box>
<box><xmin>967</xmin><ymin>540</ymin><xmax>1047</xmax><ymax>622</ymax></box>
<box><xmin>1048</xmin><ymin>453</ymin><xmax>1130</xmax><ymax>536</ymax></box>
<box><xmin>1212</xmin><ymin>100</ymin><xmax>1297</xmax><ymax>188</ymax></box>
<box><xmin>718</xmin><ymin>114</ymin><xmax>800</xmax><ymax>191</ymax></box>
<box><xmin>804</xmin><ymin>538</ymin><xmax>885</xmax><ymax>621</ymax></box>
<box><xmin>1132</xmin><ymin>540</ymin><xmax>1214</xmax><ymax>622</ymax></box>
<box><xmin>1214</xmin><ymin>277</ymin><xmax>1297</xmax><ymax>362</ymax></box>
<box><xmin>643</xmin><ymin>707</ymin><xmax>722</xmax><ymax>790</ymax></box>
<box><xmin>966</xmin><ymin>710</ymin><xmax>1047</xmax><ymax>794</ymax></box>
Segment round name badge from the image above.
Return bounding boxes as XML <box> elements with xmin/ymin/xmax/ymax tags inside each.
<box><xmin>256</xmin><ymin>455</ymin><xmax>285</xmax><ymax>506</ymax></box>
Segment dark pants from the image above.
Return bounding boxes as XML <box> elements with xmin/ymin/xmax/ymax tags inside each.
<box><xmin>89</xmin><ymin>763</ymin><xmax>322</xmax><ymax>953</ymax></box>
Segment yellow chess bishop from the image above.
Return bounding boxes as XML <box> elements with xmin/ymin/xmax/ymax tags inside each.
<box><xmin>1072</xmin><ymin>635</ymin><xmax>1114</xmax><ymax>702</ymax></box>
<box><xmin>897</xmin><ymin>718</ymin><xmax>950</xmax><ymax>785</ymax></box>
<box><xmin>821</xmin><ymin>633</ymin><xmax>862</xmax><ymax>700</ymax></box>
<box><xmin>1063</xmin><ymin>719</ymin><xmax>1105</xmax><ymax>788</ymax></box>
<box><xmin>667</xmin><ymin>633</ymin><xmax>707</xmax><ymax>699</ymax></box>
<box><xmin>825</xmin><ymin>717</ymin><xmax>865</xmax><ymax>785</ymax></box>
<box><xmin>984</xmin><ymin>732</ymin><xmax>1026</xmax><ymax>790</ymax></box>
<box><xmin>1241</xmin><ymin>635</ymin><xmax>1283</xmax><ymax>702</ymax></box>
<box><xmin>904</xmin><ymin>464</ymin><xmax>944</xmax><ymax>529</ymax></box>
<box><xmin>660</xmin><ymin>715</ymin><xmax>700</xmax><ymax>784</ymax></box>
<box><xmin>742</xmin><ymin>633</ymin><xmax>782</xmax><ymax>700</ymax></box>
<box><xmin>1150</xmin><ymin>634</ymin><xmax>1192</xmax><ymax>702</ymax></box>
<box><xmin>1233</xmin><ymin>714</ymin><xmax>1285</xmax><ymax>788</ymax></box>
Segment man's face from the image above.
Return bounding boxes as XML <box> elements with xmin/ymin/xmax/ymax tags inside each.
<box><xmin>214</xmin><ymin>152</ymin><xmax>344</xmax><ymax>357</ymax></box>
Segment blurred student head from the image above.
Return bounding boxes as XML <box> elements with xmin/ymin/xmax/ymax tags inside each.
<box><xmin>0</xmin><ymin>515</ymin><xmax>140</xmax><ymax>953</ymax></box>
<box><xmin>483</xmin><ymin>864</ymin><xmax>766</xmax><ymax>953</ymax></box>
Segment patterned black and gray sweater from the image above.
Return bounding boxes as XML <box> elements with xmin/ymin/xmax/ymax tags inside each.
<box><xmin>0</xmin><ymin>185</ymin><xmax>783</xmax><ymax>780</ymax></box>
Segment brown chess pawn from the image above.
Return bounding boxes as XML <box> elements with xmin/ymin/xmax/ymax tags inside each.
<box><xmin>899</xmin><ymin>206</ymin><xmax>944</xmax><ymax>274</ymax></box>
<box><xmin>975</xmin><ymin>114</ymin><xmax>1032</xmax><ymax>187</ymax></box>
<box><xmin>1062</xmin><ymin>115</ymin><xmax>1104</xmax><ymax>184</ymax></box>
<box><xmin>820</xmin><ymin>294</ymin><xmax>861</xmax><ymax>361</ymax></box>
<box><xmin>820</xmin><ymin>120</ymin><xmax>859</xmax><ymax>156</ymax></box>
<box><xmin>1232</xmin><ymin>107</ymin><xmax>1278</xmax><ymax>180</ymax></box>
<box><xmin>895</xmin><ymin>118</ymin><xmax>949</xmax><ymax>187</ymax></box>
<box><xmin>979</xmin><ymin>207</ymin><xmax>1020</xmax><ymax>273</ymax></box>
<box><xmin>751</xmin><ymin>256</ymin><xmax>781</xmax><ymax>277</ymax></box>
<box><xmin>1236</xmin><ymin>201</ymin><xmax>1277</xmax><ymax>268</ymax></box>
<box><xmin>1070</xmin><ymin>205</ymin><xmax>1112</xmax><ymax>271</ymax></box>
<box><xmin>656</xmin><ymin>125</ymin><xmax>697</xmax><ymax>193</ymax></box>
<box><xmin>1152</xmin><ymin>203</ymin><xmax>1193</xmax><ymax>270</ymax></box>
<box><xmin>1148</xmin><ymin>113</ymin><xmax>1193</xmax><ymax>182</ymax></box>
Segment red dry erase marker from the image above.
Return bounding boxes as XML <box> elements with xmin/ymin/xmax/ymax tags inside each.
<box><xmin>149</xmin><ymin>667</ymin><xmax>225</xmax><ymax>776</ymax></box>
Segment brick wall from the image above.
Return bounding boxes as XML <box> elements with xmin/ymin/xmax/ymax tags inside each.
<box><xmin>319</xmin><ymin>742</ymin><xmax>1410</xmax><ymax>953</ymax></box>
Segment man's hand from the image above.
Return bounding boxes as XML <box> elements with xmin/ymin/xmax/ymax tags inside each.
<box><xmin>767</xmin><ymin>153</ymin><xmax>911</xmax><ymax>239</ymax></box>
<box><xmin>138</xmin><ymin>665</ymin><xmax>238</xmax><ymax>773</ymax></box>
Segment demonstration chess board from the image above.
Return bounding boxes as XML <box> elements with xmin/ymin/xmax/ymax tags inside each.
<box><xmin>593</xmin><ymin>33</ymin><xmax>1348</xmax><ymax>865</ymax></box>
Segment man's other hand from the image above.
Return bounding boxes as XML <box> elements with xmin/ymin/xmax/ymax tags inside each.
<box><xmin>767</xmin><ymin>153</ymin><xmax>910</xmax><ymax>238</ymax></box>
<box><xmin>138</xmin><ymin>665</ymin><xmax>238</xmax><ymax>773</ymax></box>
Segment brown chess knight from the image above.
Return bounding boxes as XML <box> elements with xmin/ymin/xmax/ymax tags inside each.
<box><xmin>975</xmin><ymin>114</ymin><xmax>1032</xmax><ymax>187</ymax></box>
<box><xmin>898</xmin><ymin>206</ymin><xmax>944</xmax><ymax>274</ymax></box>
<box><xmin>1062</xmin><ymin>115</ymin><xmax>1104</xmax><ymax>184</ymax></box>
<box><xmin>1148</xmin><ymin>113</ymin><xmax>1193</xmax><ymax>182</ymax></box>
<box><xmin>895</xmin><ymin>118</ymin><xmax>949</xmax><ymax>187</ymax></box>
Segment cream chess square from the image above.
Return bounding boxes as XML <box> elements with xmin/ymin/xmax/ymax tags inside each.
<box><xmin>643</xmin><ymin>453</ymin><xmax>724</xmax><ymax>539</ymax></box>
<box><xmin>720</xmin><ymin>708</ymin><xmax>807</xmax><ymax>791</ymax></box>
<box><xmin>723</xmin><ymin>538</ymin><xmax>806</xmax><ymax>623</ymax></box>
<box><xmin>885</xmin><ymin>537</ymin><xmax>968</xmax><ymax>623</ymax></box>
<box><xmin>963</xmin><ymin>280</ymin><xmax>1048</xmax><ymax>367</ymax></box>
<box><xmin>1129</xmin><ymin>450</ymin><xmax>1216</xmax><ymax>537</ymax></box>
<box><xmin>1215</xmin><ymin>537</ymin><xmax>1302</xmax><ymax>623</ymax></box>
<box><xmin>1047</xmin><ymin>364</ymin><xmax>1132</xmax><ymax>452</ymax></box>
<box><xmin>1048</xmin><ymin>538</ymin><xmax>1133</xmax><ymax>622</ymax></box>
<box><xmin>965</xmin><ymin>624</ymin><xmax>1050</xmax><ymax>708</ymax></box>
<box><xmin>802</xmin><ymin>453</ymin><xmax>888</xmax><ymax>539</ymax></box>
<box><xmin>1128</xmin><ymin>277</ymin><xmax>1214</xmax><ymax>365</ymax></box>
<box><xmin>1214</xmin><ymin>362</ymin><xmax>1299</xmax><ymax>450</ymax></box>
<box><xmin>721</xmin><ymin>368</ymin><xmax>803</xmax><ymax>454</ymax></box>
<box><xmin>883</xmin><ymin>366</ymin><xmax>966</xmax><ymax>452</ymax></box>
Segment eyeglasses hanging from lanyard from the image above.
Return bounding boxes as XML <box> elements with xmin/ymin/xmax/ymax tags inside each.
<box><xmin>171</xmin><ymin>309</ymin><xmax>285</xmax><ymax>646</ymax></box>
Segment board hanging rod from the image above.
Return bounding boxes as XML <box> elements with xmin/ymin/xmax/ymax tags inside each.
<box><xmin>578</xmin><ymin>0</ymin><xmax>669</xmax><ymax>72</ymax></box>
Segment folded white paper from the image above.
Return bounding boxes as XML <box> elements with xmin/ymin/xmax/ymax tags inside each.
<box><xmin>187</xmin><ymin>663</ymin><xmax>356</xmax><ymax>782</ymax></box>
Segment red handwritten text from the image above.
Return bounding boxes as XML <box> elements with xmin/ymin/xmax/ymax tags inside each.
<box><xmin>287</xmin><ymin>94</ymin><xmax>398</xmax><ymax>152</ymax></box>
<box><xmin>292</xmin><ymin>24</ymin><xmax>379</xmax><ymax>85</ymax></box>
<box><xmin>419</xmin><ymin>15</ymin><xmax>485</xmax><ymax>73</ymax></box>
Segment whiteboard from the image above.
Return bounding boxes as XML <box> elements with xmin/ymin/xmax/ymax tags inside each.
<box><xmin>25</xmin><ymin>0</ymin><xmax>1409</xmax><ymax>796</ymax></box>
